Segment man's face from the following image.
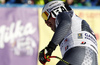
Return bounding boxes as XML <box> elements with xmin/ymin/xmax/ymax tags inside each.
<box><xmin>45</xmin><ymin>17</ymin><xmax>56</xmax><ymax>32</ymax></box>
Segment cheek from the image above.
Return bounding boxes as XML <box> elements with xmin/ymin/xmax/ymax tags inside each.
<box><xmin>53</xmin><ymin>23</ymin><xmax>56</xmax><ymax>29</ymax></box>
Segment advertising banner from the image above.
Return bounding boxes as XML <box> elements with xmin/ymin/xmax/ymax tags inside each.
<box><xmin>0</xmin><ymin>7</ymin><xmax>39</xmax><ymax>65</ymax></box>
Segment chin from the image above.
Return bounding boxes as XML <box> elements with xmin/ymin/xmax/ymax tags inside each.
<box><xmin>51</xmin><ymin>27</ymin><xmax>56</xmax><ymax>32</ymax></box>
<box><xmin>53</xmin><ymin>29</ymin><xmax>55</xmax><ymax>32</ymax></box>
<box><xmin>51</xmin><ymin>29</ymin><xmax>55</xmax><ymax>32</ymax></box>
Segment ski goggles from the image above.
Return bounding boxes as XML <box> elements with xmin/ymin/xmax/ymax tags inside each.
<box><xmin>42</xmin><ymin>10</ymin><xmax>52</xmax><ymax>21</ymax></box>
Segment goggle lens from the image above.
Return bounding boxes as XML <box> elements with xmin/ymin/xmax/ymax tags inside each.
<box><xmin>42</xmin><ymin>11</ymin><xmax>50</xmax><ymax>21</ymax></box>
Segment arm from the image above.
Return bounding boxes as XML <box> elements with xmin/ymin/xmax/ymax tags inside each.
<box><xmin>39</xmin><ymin>12</ymin><xmax>72</xmax><ymax>64</ymax></box>
<box><xmin>51</xmin><ymin>11</ymin><xmax>72</xmax><ymax>45</ymax></box>
<box><xmin>39</xmin><ymin>11</ymin><xmax>72</xmax><ymax>64</ymax></box>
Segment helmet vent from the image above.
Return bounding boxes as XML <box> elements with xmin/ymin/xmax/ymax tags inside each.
<box><xmin>49</xmin><ymin>2</ymin><xmax>58</xmax><ymax>6</ymax></box>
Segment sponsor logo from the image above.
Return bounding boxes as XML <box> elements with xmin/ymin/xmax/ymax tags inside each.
<box><xmin>0</xmin><ymin>20</ymin><xmax>36</xmax><ymax>49</ymax></box>
<box><xmin>78</xmin><ymin>33</ymin><xmax>83</xmax><ymax>39</ymax></box>
<box><xmin>64</xmin><ymin>38</ymin><xmax>67</xmax><ymax>42</ymax></box>
<box><xmin>65</xmin><ymin>46</ymin><xmax>68</xmax><ymax>51</ymax></box>
<box><xmin>81</xmin><ymin>41</ymin><xmax>86</xmax><ymax>44</ymax></box>
<box><xmin>85</xmin><ymin>33</ymin><xmax>97</xmax><ymax>45</ymax></box>
<box><xmin>0</xmin><ymin>20</ymin><xmax>37</xmax><ymax>56</ymax></box>
<box><xmin>12</xmin><ymin>36</ymin><xmax>36</xmax><ymax>56</ymax></box>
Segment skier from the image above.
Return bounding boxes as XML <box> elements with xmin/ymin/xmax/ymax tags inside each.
<box><xmin>39</xmin><ymin>1</ymin><xmax>98</xmax><ymax>65</ymax></box>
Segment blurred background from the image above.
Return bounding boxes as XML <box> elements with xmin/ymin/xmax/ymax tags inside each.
<box><xmin>0</xmin><ymin>0</ymin><xmax>100</xmax><ymax>65</ymax></box>
<box><xmin>0</xmin><ymin>0</ymin><xmax>100</xmax><ymax>6</ymax></box>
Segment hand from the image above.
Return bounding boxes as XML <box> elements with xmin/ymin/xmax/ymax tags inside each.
<box><xmin>39</xmin><ymin>41</ymin><xmax>57</xmax><ymax>64</ymax></box>
<box><xmin>39</xmin><ymin>48</ymin><xmax>51</xmax><ymax>64</ymax></box>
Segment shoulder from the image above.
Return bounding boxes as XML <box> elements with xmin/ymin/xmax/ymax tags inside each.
<box><xmin>57</xmin><ymin>11</ymin><xmax>70</xmax><ymax>17</ymax></box>
<box><xmin>56</xmin><ymin>11</ymin><xmax>71</xmax><ymax>22</ymax></box>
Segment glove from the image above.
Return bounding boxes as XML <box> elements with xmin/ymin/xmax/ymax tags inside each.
<box><xmin>39</xmin><ymin>41</ymin><xmax>57</xmax><ymax>64</ymax></box>
<box><xmin>39</xmin><ymin>48</ymin><xmax>50</xmax><ymax>64</ymax></box>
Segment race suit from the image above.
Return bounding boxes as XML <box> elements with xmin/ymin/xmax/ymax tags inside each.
<box><xmin>51</xmin><ymin>10</ymin><xmax>98</xmax><ymax>65</ymax></box>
